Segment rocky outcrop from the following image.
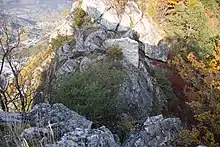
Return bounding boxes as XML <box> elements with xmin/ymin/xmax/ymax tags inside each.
<box><xmin>81</xmin><ymin>0</ymin><xmax>169</xmax><ymax>62</ymax></box>
<box><xmin>122</xmin><ymin>115</ymin><xmax>182</xmax><ymax>147</ymax></box>
<box><xmin>118</xmin><ymin>62</ymin><xmax>154</xmax><ymax>121</ymax></box>
<box><xmin>17</xmin><ymin>105</ymin><xmax>181</xmax><ymax>147</ymax></box>
<box><xmin>20</xmin><ymin>103</ymin><xmax>120</xmax><ymax>146</ymax></box>
<box><xmin>55</xmin><ymin>59</ymin><xmax>77</xmax><ymax>77</ymax></box>
<box><xmin>21</xmin><ymin>103</ymin><xmax>92</xmax><ymax>144</ymax></box>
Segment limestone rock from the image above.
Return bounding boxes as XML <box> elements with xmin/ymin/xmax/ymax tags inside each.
<box><xmin>81</xmin><ymin>0</ymin><xmax>110</xmax><ymax>21</ymax></box>
<box><xmin>104</xmin><ymin>38</ymin><xmax>139</xmax><ymax>67</ymax></box>
<box><xmin>122</xmin><ymin>115</ymin><xmax>182</xmax><ymax>147</ymax></box>
<box><xmin>81</xmin><ymin>0</ymin><xmax>169</xmax><ymax>62</ymax></box>
<box><xmin>54</xmin><ymin>126</ymin><xmax>120</xmax><ymax>147</ymax></box>
<box><xmin>27</xmin><ymin>103</ymin><xmax>92</xmax><ymax>137</ymax></box>
<box><xmin>119</xmin><ymin>63</ymin><xmax>154</xmax><ymax>121</ymax></box>
<box><xmin>55</xmin><ymin>59</ymin><xmax>77</xmax><ymax>77</ymax></box>
<box><xmin>56</xmin><ymin>42</ymin><xmax>72</xmax><ymax>62</ymax></box>
<box><xmin>75</xmin><ymin>29</ymin><xmax>87</xmax><ymax>52</ymax></box>
<box><xmin>144</xmin><ymin>41</ymin><xmax>170</xmax><ymax>62</ymax></box>
<box><xmin>84</xmin><ymin>29</ymin><xmax>114</xmax><ymax>51</ymax></box>
<box><xmin>20</xmin><ymin>103</ymin><xmax>120</xmax><ymax>147</ymax></box>
<box><xmin>49</xmin><ymin>16</ymin><xmax>74</xmax><ymax>42</ymax></box>
<box><xmin>80</xmin><ymin>57</ymin><xmax>92</xmax><ymax>72</ymax></box>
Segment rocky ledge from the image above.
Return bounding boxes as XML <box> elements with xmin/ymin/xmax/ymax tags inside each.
<box><xmin>19</xmin><ymin>103</ymin><xmax>181</xmax><ymax>147</ymax></box>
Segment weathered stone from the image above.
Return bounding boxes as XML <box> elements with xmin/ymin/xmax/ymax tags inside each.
<box><xmin>122</xmin><ymin>115</ymin><xmax>182</xmax><ymax>147</ymax></box>
<box><xmin>79</xmin><ymin>57</ymin><xmax>92</xmax><ymax>72</ymax></box>
<box><xmin>84</xmin><ymin>29</ymin><xmax>113</xmax><ymax>51</ymax></box>
<box><xmin>104</xmin><ymin>38</ymin><xmax>139</xmax><ymax>67</ymax></box>
<box><xmin>55</xmin><ymin>59</ymin><xmax>77</xmax><ymax>77</ymax></box>
<box><xmin>118</xmin><ymin>62</ymin><xmax>155</xmax><ymax>121</ymax></box>
<box><xmin>27</xmin><ymin>103</ymin><xmax>92</xmax><ymax>137</ymax></box>
<box><xmin>144</xmin><ymin>41</ymin><xmax>170</xmax><ymax>62</ymax></box>
<box><xmin>81</xmin><ymin>0</ymin><xmax>110</xmax><ymax>21</ymax></box>
<box><xmin>53</xmin><ymin>126</ymin><xmax>120</xmax><ymax>147</ymax></box>
<box><xmin>56</xmin><ymin>42</ymin><xmax>72</xmax><ymax>61</ymax></box>
<box><xmin>49</xmin><ymin>16</ymin><xmax>74</xmax><ymax>42</ymax></box>
<box><xmin>100</xmin><ymin>7</ymin><xmax>121</xmax><ymax>30</ymax></box>
<box><xmin>81</xmin><ymin>0</ymin><xmax>169</xmax><ymax>62</ymax></box>
<box><xmin>21</xmin><ymin>127</ymin><xmax>51</xmax><ymax>141</ymax></box>
<box><xmin>75</xmin><ymin>29</ymin><xmax>87</xmax><ymax>52</ymax></box>
<box><xmin>19</xmin><ymin>103</ymin><xmax>120</xmax><ymax>147</ymax></box>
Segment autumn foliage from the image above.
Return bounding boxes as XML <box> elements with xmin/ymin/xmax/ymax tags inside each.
<box><xmin>168</xmin><ymin>38</ymin><xmax>220</xmax><ymax>146</ymax></box>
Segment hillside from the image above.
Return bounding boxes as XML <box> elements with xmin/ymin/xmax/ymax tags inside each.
<box><xmin>0</xmin><ymin>0</ymin><xmax>220</xmax><ymax>147</ymax></box>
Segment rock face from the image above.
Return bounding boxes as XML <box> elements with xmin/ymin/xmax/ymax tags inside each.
<box><xmin>81</xmin><ymin>0</ymin><xmax>169</xmax><ymax>62</ymax></box>
<box><xmin>18</xmin><ymin>104</ymin><xmax>181</xmax><ymax>147</ymax></box>
<box><xmin>104</xmin><ymin>38</ymin><xmax>139</xmax><ymax>67</ymax></box>
<box><xmin>118</xmin><ymin>63</ymin><xmax>154</xmax><ymax>121</ymax></box>
<box><xmin>122</xmin><ymin>115</ymin><xmax>182</xmax><ymax>147</ymax></box>
<box><xmin>56</xmin><ymin>59</ymin><xmax>77</xmax><ymax>77</ymax></box>
<box><xmin>20</xmin><ymin>103</ymin><xmax>120</xmax><ymax>146</ymax></box>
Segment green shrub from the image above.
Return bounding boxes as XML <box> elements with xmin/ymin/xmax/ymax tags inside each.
<box><xmin>199</xmin><ymin>0</ymin><xmax>218</xmax><ymax>11</ymax></box>
<box><xmin>50</xmin><ymin>61</ymin><xmax>125</xmax><ymax>127</ymax></box>
<box><xmin>72</xmin><ymin>7</ymin><xmax>92</xmax><ymax>28</ymax></box>
<box><xmin>50</xmin><ymin>35</ymin><xmax>70</xmax><ymax>49</ymax></box>
<box><xmin>154</xmin><ymin>68</ymin><xmax>175</xmax><ymax>101</ymax></box>
<box><xmin>164</xmin><ymin>2</ymin><xmax>218</xmax><ymax>58</ymax></box>
<box><xmin>0</xmin><ymin>124</ymin><xmax>30</xmax><ymax>147</ymax></box>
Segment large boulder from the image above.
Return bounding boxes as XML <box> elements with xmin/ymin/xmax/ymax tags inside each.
<box><xmin>21</xmin><ymin>103</ymin><xmax>92</xmax><ymax>144</ymax></box>
<box><xmin>122</xmin><ymin>115</ymin><xmax>182</xmax><ymax>147</ymax></box>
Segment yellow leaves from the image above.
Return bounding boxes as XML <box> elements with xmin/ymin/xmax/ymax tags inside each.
<box><xmin>147</xmin><ymin>1</ymin><xmax>159</xmax><ymax>17</ymax></box>
<box><xmin>187</xmin><ymin>52</ymin><xmax>206</xmax><ymax>70</ymax></box>
<box><xmin>163</xmin><ymin>0</ymin><xmax>182</xmax><ymax>5</ymax></box>
<box><xmin>195</xmin><ymin>111</ymin><xmax>211</xmax><ymax>122</ymax></box>
<box><xmin>186</xmin><ymin>0</ymin><xmax>201</xmax><ymax>7</ymax></box>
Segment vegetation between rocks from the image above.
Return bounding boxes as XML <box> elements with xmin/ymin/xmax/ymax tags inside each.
<box><xmin>50</xmin><ymin>60</ymin><xmax>125</xmax><ymax>128</ymax></box>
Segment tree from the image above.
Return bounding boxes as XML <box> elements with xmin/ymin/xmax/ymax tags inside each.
<box><xmin>0</xmin><ymin>10</ymin><xmax>29</xmax><ymax>112</ymax></box>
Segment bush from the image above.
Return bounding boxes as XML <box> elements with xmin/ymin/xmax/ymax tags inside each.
<box><xmin>164</xmin><ymin>1</ymin><xmax>218</xmax><ymax>58</ymax></box>
<box><xmin>170</xmin><ymin>40</ymin><xmax>220</xmax><ymax>147</ymax></box>
<box><xmin>199</xmin><ymin>0</ymin><xmax>218</xmax><ymax>11</ymax></box>
<box><xmin>72</xmin><ymin>7</ymin><xmax>92</xmax><ymax>28</ymax></box>
<box><xmin>107</xmin><ymin>46</ymin><xmax>123</xmax><ymax>60</ymax></box>
<box><xmin>50</xmin><ymin>35</ymin><xmax>70</xmax><ymax>49</ymax></box>
<box><xmin>50</xmin><ymin>61</ymin><xmax>125</xmax><ymax>127</ymax></box>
